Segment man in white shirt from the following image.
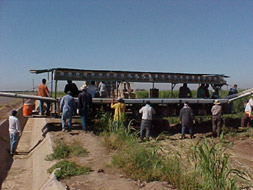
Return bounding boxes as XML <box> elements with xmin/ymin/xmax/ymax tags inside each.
<box><xmin>9</xmin><ymin>110</ymin><xmax>21</xmax><ymax>155</ymax></box>
<box><xmin>241</xmin><ymin>101</ymin><xmax>252</xmax><ymax>128</ymax></box>
<box><xmin>98</xmin><ymin>81</ymin><xmax>107</xmax><ymax>97</ymax></box>
<box><xmin>139</xmin><ymin>101</ymin><xmax>156</xmax><ymax>141</ymax></box>
<box><xmin>248</xmin><ymin>95</ymin><xmax>253</xmax><ymax>107</ymax></box>
<box><xmin>87</xmin><ymin>81</ymin><xmax>98</xmax><ymax>98</ymax></box>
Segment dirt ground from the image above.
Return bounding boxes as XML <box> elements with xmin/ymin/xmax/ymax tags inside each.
<box><xmin>48</xmin><ymin>123</ymin><xmax>253</xmax><ymax>190</ymax></box>
<box><xmin>51</xmin><ymin>129</ymin><xmax>174</xmax><ymax>190</ymax></box>
<box><xmin>0</xmin><ymin>97</ymin><xmax>24</xmax><ymax>122</ymax></box>
<box><xmin>0</xmin><ymin>97</ymin><xmax>252</xmax><ymax>189</ymax></box>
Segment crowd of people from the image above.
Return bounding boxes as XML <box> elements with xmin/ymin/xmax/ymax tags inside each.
<box><xmin>8</xmin><ymin>81</ymin><xmax>251</xmax><ymax>155</ymax></box>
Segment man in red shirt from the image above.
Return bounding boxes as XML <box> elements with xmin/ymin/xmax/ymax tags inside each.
<box><xmin>38</xmin><ymin>78</ymin><xmax>50</xmax><ymax>115</ymax></box>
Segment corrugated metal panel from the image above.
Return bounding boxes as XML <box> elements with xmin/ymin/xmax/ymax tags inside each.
<box><xmin>30</xmin><ymin>68</ymin><xmax>228</xmax><ymax>85</ymax></box>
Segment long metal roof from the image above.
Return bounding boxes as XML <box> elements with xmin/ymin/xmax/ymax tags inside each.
<box><xmin>30</xmin><ymin>68</ymin><xmax>229</xmax><ymax>85</ymax></box>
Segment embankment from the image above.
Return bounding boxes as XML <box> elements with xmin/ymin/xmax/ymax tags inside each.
<box><xmin>0</xmin><ymin>105</ymin><xmax>28</xmax><ymax>186</ymax></box>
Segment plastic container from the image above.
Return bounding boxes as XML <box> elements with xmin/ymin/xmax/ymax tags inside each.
<box><xmin>23</xmin><ymin>103</ymin><xmax>34</xmax><ymax>116</ymax></box>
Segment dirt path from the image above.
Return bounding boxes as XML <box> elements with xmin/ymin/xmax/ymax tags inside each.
<box><xmin>50</xmin><ymin>130</ymin><xmax>173</xmax><ymax>190</ymax></box>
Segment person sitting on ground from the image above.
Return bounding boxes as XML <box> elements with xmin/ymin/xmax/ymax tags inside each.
<box><xmin>87</xmin><ymin>81</ymin><xmax>98</xmax><ymax>98</ymax></box>
<box><xmin>211</xmin><ymin>99</ymin><xmax>222</xmax><ymax>137</ymax></box>
<box><xmin>197</xmin><ymin>84</ymin><xmax>205</xmax><ymax>98</ymax></box>
<box><xmin>139</xmin><ymin>101</ymin><xmax>156</xmax><ymax>141</ymax></box>
<box><xmin>179</xmin><ymin>83</ymin><xmax>192</xmax><ymax>98</ymax></box>
<box><xmin>241</xmin><ymin>100</ymin><xmax>252</xmax><ymax>128</ymax></box>
<box><xmin>38</xmin><ymin>78</ymin><xmax>50</xmax><ymax>116</ymax></box>
<box><xmin>60</xmin><ymin>91</ymin><xmax>76</xmax><ymax>132</ymax></box>
<box><xmin>111</xmin><ymin>98</ymin><xmax>126</xmax><ymax>128</ymax></box>
<box><xmin>78</xmin><ymin>83</ymin><xmax>92</xmax><ymax>132</ymax></box>
<box><xmin>64</xmin><ymin>80</ymin><xmax>79</xmax><ymax>97</ymax></box>
<box><xmin>179</xmin><ymin>102</ymin><xmax>194</xmax><ymax>139</ymax></box>
<box><xmin>9</xmin><ymin>110</ymin><xmax>21</xmax><ymax>155</ymax></box>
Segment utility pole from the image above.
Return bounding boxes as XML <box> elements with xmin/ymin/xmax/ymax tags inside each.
<box><xmin>32</xmin><ymin>79</ymin><xmax>34</xmax><ymax>92</ymax></box>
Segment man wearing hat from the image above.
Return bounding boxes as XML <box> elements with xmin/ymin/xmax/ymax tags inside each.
<box><xmin>78</xmin><ymin>83</ymin><xmax>92</xmax><ymax>131</ymax></box>
<box><xmin>111</xmin><ymin>97</ymin><xmax>126</xmax><ymax>129</ymax></box>
<box><xmin>60</xmin><ymin>91</ymin><xmax>76</xmax><ymax>132</ymax></box>
<box><xmin>9</xmin><ymin>110</ymin><xmax>21</xmax><ymax>155</ymax></box>
<box><xmin>211</xmin><ymin>99</ymin><xmax>222</xmax><ymax>137</ymax></box>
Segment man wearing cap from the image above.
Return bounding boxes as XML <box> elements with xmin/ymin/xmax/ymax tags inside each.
<box><xmin>179</xmin><ymin>102</ymin><xmax>194</xmax><ymax>139</ymax></box>
<box><xmin>60</xmin><ymin>91</ymin><xmax>76</xmax><ymax>132</ymax></box>
<box><xmin>78</xmin><ymin>83</ymin><xmax>92</xmax><ymax>131</ymax></box>
<box><xmin>211</xmin><ymin>99</ymin><xmax>222</xmax><ymax>137</ymax></box>
<box><xmin>111</xmin><ymin>98</ymin><xmax>126</xmax><ymax>128</ymax></box>
<box><xmin>9</xmin><ymin>110</ymin><xmax>21</xmax><ymax>155</ymax></box>
<box><xmin>139</xmin><ymin>101</ymin><xmax>156</xmax><ymax>141</ymax></box>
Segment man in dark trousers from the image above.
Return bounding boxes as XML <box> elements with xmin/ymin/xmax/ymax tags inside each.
<box><xmin>211</xmin><ymin>99</ymin><xmax>222</xmax><ymax>137</ymax></box>
<box><xmin>227</xmin><ymin>84</ymin><xmax>238</xmax><ymax>114</ymax></box>
<box><xmin>139</xmin><ymin>101</ymin><xmax>156</xmax><ymax>141</ymax></box>
<box><xmin>78</xmin><ymin>83</ymin><xmax>92</xmax><ymax>132</ymax></box>
<box><xmin>179</xmin><ymin>102</ymin><xmax>194</xmax><ymax>139</ymax></box>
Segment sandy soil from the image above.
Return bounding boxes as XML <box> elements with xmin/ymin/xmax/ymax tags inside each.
<box><xmin>51</xmin><ymin>129</ymin><xmax>174</xmax><ymax>190</ymax></box>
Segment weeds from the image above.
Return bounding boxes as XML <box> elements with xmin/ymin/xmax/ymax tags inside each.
<box><xmin>45</xmin><ymin>141</ymin><xmax>70</xmax><ymax>161</ymax></box>
<box><xmin>70</xmin><ymin>142</ymin><xmax>88</xmax><ymax>157</ymax></box>
<box><xmin>47</xmin><ymin>160</ymin><xmax>91</xmax><ymax>179</ymax></box>
<box><xmin>98</xmin><ymin>111</ymin><xmax>250</xmax><ymax>189</ymax></box>
<box><xmin>193</xmin><ymin>134</ymin><xmax>246</xmax><ymax>190</ymax></box>
<box><xmin>45</xmin><ymin>140</ymin><xmax>88</xmax><ymax>161</ymax></box>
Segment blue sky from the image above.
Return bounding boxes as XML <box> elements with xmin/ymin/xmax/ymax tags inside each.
<box><xmin>0</xmin><ymin>0</ymin><xmax>252</xmax><ymax>91</ymax></box>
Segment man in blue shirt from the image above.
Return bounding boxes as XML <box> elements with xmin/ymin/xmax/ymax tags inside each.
<box><xmin>60</xmin><ymin>91</ymin><xmax>76</xmax><ymax>132</ymax></box>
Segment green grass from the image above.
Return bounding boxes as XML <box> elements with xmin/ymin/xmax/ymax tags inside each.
<box><xmin>136</xmin><ymin>89</ymin><xmax>249</xmax><ymax>114</ymax></box>
<box><xmin>70</xmin><ymin>142</ymin><xmax>89</xmax><ymax>157</ymax></box>
<box><xmin>47</xmin><ymin>160</ymin><xmax>91</xmax><ymax>179</ymax></box>
<box><xmin>45</xmin><ymin>140</ymin><xmax>88</xmax><ymax>161</ymax></box>
<box><xmin>96</xmin><ymin>112</ymin><xmax>250</xmax><ymax>189</ymax></box>
<box><xmin>193</xmin><ymin>134</ymin><xmax>247</xmax><ymax>190</ymax></box>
